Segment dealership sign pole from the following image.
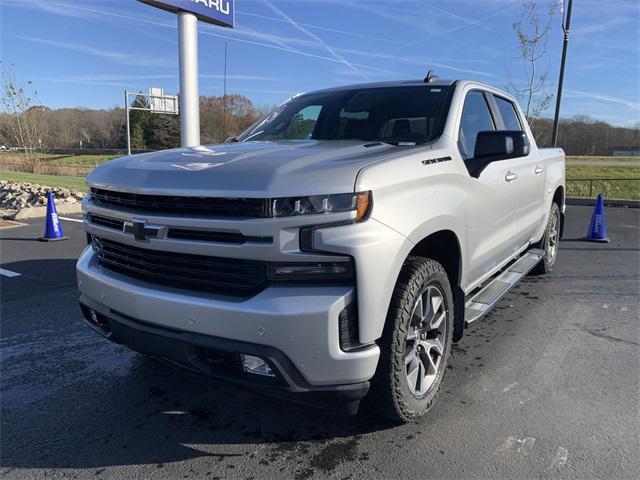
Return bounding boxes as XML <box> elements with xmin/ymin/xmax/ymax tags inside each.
<box><xmin>138</xmin><ymin>0</ymin><xmax>236</xmax><ymax>148</ymax></box>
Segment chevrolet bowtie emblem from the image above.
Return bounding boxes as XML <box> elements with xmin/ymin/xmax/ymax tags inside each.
<box><xmin>123</xmin><ymin>219</ymin><xmax>165</xmax><ymax>242</ymax></box>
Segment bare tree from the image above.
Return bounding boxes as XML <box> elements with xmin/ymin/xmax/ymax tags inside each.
<box><xmin>0</xmin><ymin>61</ymin><xmax>43</xmax><ymax>167</ymax></box>
<box><xmin>508</xmin><ymin>0</ymin><xmax>558</xmax><ymax>132</ymax></box>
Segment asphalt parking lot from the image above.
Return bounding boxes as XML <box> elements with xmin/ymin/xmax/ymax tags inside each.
<box><xmin>1</xmin><ymin>205</ymin><xmax>639</xmax><ymax>479</ymax></box>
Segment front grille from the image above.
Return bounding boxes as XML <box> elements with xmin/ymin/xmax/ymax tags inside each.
<box><xmin>92</xmin><ymin>237</ymin><xmax>268</xmax><ymax>296</ymax></box>
<box><xmin>88</xmin><ymin>214</ymin><xmax>125</xmax><ymax>230</ymax></box>
<box><xmin>87</xmin><ymin>214</ymin><xmax>272</xmax><ymax>245</ymax></box>
<box><xmin>167</xmin><ymin>228</ymin><xmax>244</xmax><ymax>243</ymax></box>
<box><xmin>167</xmin><ymin>228</ymin><xmax>272</xmax><ymax>245</ymax></box>
<box><xmin>90</xmin><ymin>188</ymin><xmax>270</xmax><ymax>218</ymax></box>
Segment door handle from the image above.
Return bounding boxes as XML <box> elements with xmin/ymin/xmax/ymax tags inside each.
<box><xmin>505</xmin><ymin>171</ymin><xmax>518</xmax><ymax>182</ymax></box>
<box><xmin>534</xmin><ymin>166</ymin><xmax>544</xmax><ymax>174</ymax></box>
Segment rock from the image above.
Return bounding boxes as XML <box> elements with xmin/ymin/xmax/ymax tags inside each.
<box><xmin>0</xmin><ymin>181</ymin><xmax>85</xmax><ymax>217</ymax></box>
<box><xmin>0</xmin><ymin>209</ymin><xmax>17</xmax><ymax>220</ymax></box>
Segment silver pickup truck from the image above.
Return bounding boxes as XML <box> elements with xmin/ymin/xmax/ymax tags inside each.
<box><xmin>77</xmin><ymin>78</ymin><xmax>565</xmax><ymax>422</ymax></box>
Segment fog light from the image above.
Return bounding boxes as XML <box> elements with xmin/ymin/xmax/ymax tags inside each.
<box><xmin>241</xmin><ymin>354</ymin><xmax>275</xmax><ymax>377</ymax></box>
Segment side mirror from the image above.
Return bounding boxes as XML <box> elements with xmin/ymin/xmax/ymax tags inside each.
<box><xmin>469</xmin><ymin>130</ymin><xmax>530</xmax><ymax>177</ymax></box>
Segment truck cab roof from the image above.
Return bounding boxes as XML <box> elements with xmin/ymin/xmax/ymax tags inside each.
<box><xmin>305</xmin><ymin>79</ymin><xmax>457</xmax><ymax>96</ymax></box>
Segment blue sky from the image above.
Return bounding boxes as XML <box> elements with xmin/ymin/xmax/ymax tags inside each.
<box><xmin>1</xmin><ymin>0</ymin><xmax>638</xmax><ymax>126</ymax></box>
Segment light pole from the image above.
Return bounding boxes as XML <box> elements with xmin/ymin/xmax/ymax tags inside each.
<box><xmin>551</xmin><ymin>0</ymin><xmax>573</xmax><ymax>147</ymax></box>
<box><xmin>125</xmin><ymin>90</ymin><xmax>131</xmax><ymax>155</ymax></box>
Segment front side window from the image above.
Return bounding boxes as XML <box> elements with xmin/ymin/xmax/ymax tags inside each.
<box><xmin>458</xmin><ymin>91</ymin><xmax>495</xmax><ymax>159</ymax></box>
<box><xmin>238</xmin><ymin>86</ymin><xmax>454</xmax><ymax>145</ymax></box>
<box><xmin>258</xmin><ymin>105</ymin><xmax>322</xmax><ymax>141</ymax></box>
<box><xmin>494</xmin><ymin>96</ymin><xmax>522</xmax><ymax>131</ymax></box>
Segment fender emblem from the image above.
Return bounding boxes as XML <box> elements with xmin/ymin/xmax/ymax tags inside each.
<box><xmin>422</xmin><ymin>156</ymin><xmax>452</xmax><ymax>166</ymax></box>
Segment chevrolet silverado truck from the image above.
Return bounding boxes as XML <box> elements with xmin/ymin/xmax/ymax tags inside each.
<box><xmin>77</xmin><ymin>77</ymin><xmax>565</xmax><ymax>422</ymax></box>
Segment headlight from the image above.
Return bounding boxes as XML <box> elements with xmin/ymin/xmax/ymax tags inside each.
<box><xmin>268</xmin><ymin>262</ymin><xmax>354</xmax><ymax>281</ymax></box>
<box><xmin>271</xmin><ymin>191</ymin><xmax>371</xmax><ymax>221</ymax></box>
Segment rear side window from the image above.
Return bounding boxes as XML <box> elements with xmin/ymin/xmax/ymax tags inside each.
<box><xmin>494</xmin><ymin>96</ymin><xmax>522</xmax><ymax>131</ymax></box>
<box><xmin>458</xmin><ymin>91</ymin><xmax>495</xmax><ymax>159</ymax></box>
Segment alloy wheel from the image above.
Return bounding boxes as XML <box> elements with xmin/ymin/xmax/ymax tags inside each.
<box><xmin>547</xmin><ymin>209</ymin><xmax>560</xmax><ymax>262</ymax></box>
<box><xmin>404</xmin><ymin>285</ymin><xmax>447</xmax><ymax>397</ymax></box>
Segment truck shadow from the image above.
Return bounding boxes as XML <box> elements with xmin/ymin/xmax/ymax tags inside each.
<box><xmin>1</xmin><ymin>353</ymin><xmax>397</xmax><ymax>470</ymax></box>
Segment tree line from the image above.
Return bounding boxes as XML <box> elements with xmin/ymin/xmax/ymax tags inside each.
<box><xmin>1</xmin><ymin>99</ymin><xmax>637</xmax><ymax>156</ymax></box>
<box><xmin>0</xmin><ymin>93</ymin><xmax>268</xmax><ymax>153</ymax></box>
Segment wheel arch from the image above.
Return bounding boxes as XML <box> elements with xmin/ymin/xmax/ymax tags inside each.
<box><xmin>553</xmin><ymin>185</ymin><xmax>565</xmax><ymax>239</ymax></box>
<box><xmin>406</xmin><ymin>229</ymin><xmax>466</xmax><ymax>342</ymax></box>
<box><xmin>409</xmin><ymin>230</ymin><xmax>462</xmax><ymax>288</ymax></box>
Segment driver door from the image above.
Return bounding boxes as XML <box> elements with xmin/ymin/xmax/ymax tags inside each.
<box><xmin>458</xmin><ymin>90</ymin><xmax>519</xmax><ymax>288</ymax></box>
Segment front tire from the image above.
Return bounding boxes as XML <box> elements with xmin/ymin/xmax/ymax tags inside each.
<box><xmin>368</xmin><ymin>257</ymin><xmax>453</xmax><ymax>423</ymax></box>
<box><xmin>531</xmin><ymin>202</ymin><xmax>561</xmax><ymax>275</ymax></box>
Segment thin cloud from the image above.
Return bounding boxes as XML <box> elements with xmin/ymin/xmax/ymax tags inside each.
<box><xmin>237</xmin><ymin>11</ymin><xmax>410</xmax><ymax>46</ymax></box>
<box><xmin>9</xmin><ymin>1</ymin><xmax>390</xmax><ymax>78</ymax></box>
<box><xmin>420</xmin><ymin>2</ymin><xmax>493</xmax><ymax>32</ymax></box>
<box><xmin>334</xmin><ymin>46</ymin><xmax>496</xmax><ymax>78</ymax></box>
<box><xmin>17</xmin><ymin>36</ymin><xmax>174</xmax><ymax>68</ymax></box>
<box><xmin>38</xmin><ymin>73</ymin><xmax>278</xmax><ymax>83</ymax></box>
<box><xmin>263</xmin><ymin>1</ymin><xmax>370</xmax><ymax>81</ymax></box>
<box><xmin>197</xmin><ymin>28</ymin><xmax>392</xmax><ymax>75</ymax></box>
<box><xmin>565</xmin><ymin>89</ymin><xmax>640</xmax><ymax>112</ymax></box>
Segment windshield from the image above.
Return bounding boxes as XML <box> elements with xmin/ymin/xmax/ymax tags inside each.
<box><xmin>237</xmin><ymin>85</ymin><xmax>454</xmax><ymax>145</ymax></box>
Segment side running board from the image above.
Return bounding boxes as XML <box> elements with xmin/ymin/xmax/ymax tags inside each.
<box><xmin>464</xmin><ymin>249</ymin><xmax>544</xmax><ymax>326</ymax></box>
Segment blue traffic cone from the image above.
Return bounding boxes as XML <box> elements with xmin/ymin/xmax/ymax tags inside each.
<box><xmin>585</xmin><ymin>193</ymin><xmax>609</xmax><ymax>243</ymax></box>
<box><xmin>39</xmin><ymin>192</ymin><xmax>68</xmax><ymax>242</ymax></box>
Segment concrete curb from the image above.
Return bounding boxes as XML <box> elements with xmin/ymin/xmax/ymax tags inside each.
<box><xmin>566</xmin><ymin>197</ymin><xmax>639</xmax><ymax>208</ymax></box>
<box><xmin>14</xmin><ymin>203</ymin><xmax>83</xmax><ymax>220</ymax></box>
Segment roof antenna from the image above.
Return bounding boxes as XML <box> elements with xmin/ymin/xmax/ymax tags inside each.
<box><xmin>424</xmin><ymin>69</ymin><xmax>439</xmax><ymax>83</ymax></box>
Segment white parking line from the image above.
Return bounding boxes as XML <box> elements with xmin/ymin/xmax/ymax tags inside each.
<box><xmin>0</xmin><ymin>268</ymin><xmax>21</xmax><ymax>278</ymax></box>
<box><xmin>59</xmin><ymin>217</ymin><xmax>84</xmax><ymax>223</ymax></box>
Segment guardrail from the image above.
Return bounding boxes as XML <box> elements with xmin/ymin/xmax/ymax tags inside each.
<box><xmin>566</xmin><ymin>178</ymin><xmax>640</xmax><ymax>200</ymax></box>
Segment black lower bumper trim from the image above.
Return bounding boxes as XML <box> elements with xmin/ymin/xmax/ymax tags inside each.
<box><xmin>79</xmin><ymin>299</ymin><xmax>369</xmax><ymax>415</ymax></box>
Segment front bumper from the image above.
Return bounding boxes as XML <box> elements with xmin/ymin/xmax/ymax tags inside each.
<box><xmin>79</xmin><ymin>298</ymin><xmax>369</xmax><ymax>414</ymax></box>
<box><xmin>76</xmin><ymin>246</ymin><xmax>379</xmax><ymax>411</ymax></box>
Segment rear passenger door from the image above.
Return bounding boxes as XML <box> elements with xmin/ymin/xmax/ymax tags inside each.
<box><xmin>458</xmin><ymin>90</ymin><xmax>519</xmax><ymax>286</ymax></box>
<box><xmin>491</xmin><ymin>95</ymin><xmax>544</xmax><ymax>246</ymax></box>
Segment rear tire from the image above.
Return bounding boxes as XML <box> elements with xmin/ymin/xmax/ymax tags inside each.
<box><xmin>367</xmin><ymin>257</ymin><xmax>453</xmax><ymax>423</ymax></box>
<box><xmin>531</xmin><ymin>202</ymin><xmax>561</xmax><ymax>275</ymax></box>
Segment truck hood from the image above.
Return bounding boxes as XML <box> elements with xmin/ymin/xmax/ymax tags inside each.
<box><xmin>87</xmin><ymin>140</ymin><xmax>411</xmax><ymax>197</ymax></box>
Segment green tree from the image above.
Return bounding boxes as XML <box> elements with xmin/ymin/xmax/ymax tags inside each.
<box><xmin>130</xmin><ymin>123</ymin><xmax>145</xmax><ymax>150</ymax></box>
<box><xmin>146</xmin><ymin>114</ymin><xmax>180</xmax><ymax>150</ymax></box>
<box><xmin>128</xmin><ymin>94</ymin><xmax>152</xmax><ymax>149</ymax></box>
